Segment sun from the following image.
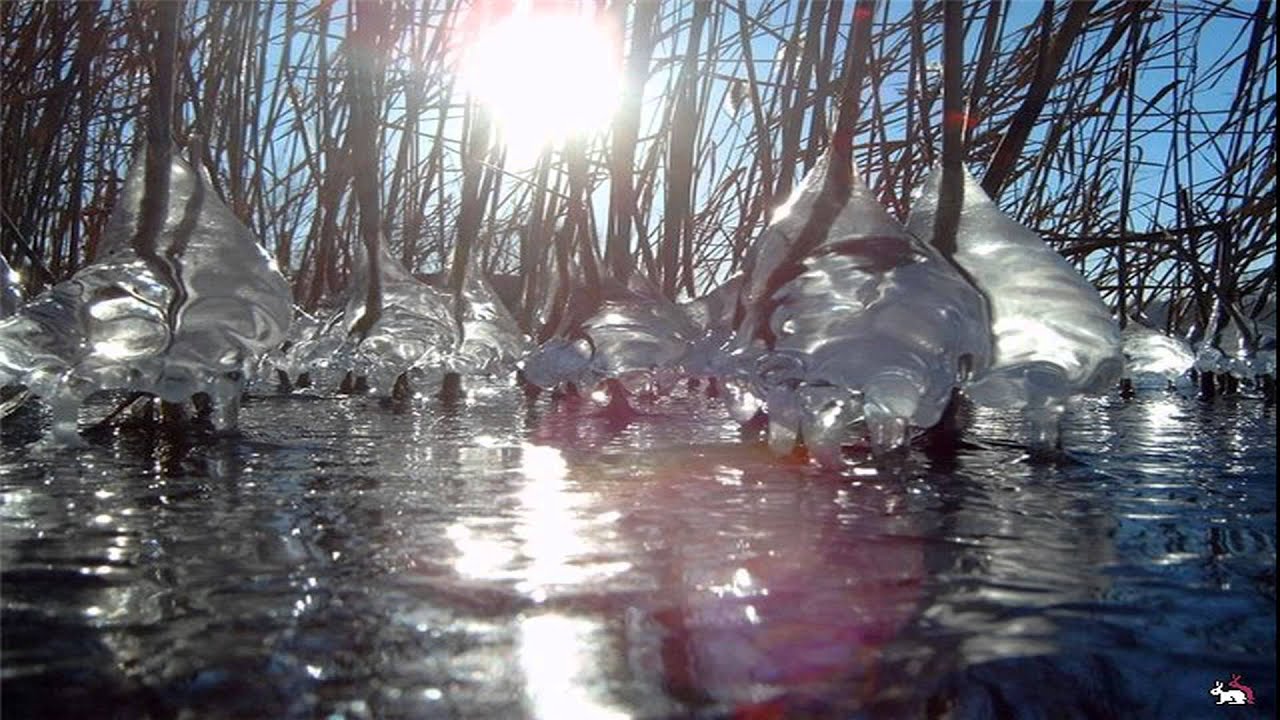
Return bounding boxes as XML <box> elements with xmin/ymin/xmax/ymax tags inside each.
<box><xmin>457</xmin><ymin>4</ymin><xmax>623</xmax><ymax>166</ymax></box>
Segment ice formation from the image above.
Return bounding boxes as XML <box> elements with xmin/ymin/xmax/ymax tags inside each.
<box><xmin>680</xmin><ymin>274</ymin><xmax>742</xmax><ymax>379</ymax></box>
<box><xmin>453</xmin><ymin>258</ymin><xmax>533</xmax><ymax>377</ymax></box>
<box><xmin>278</xmin><ymin>247</ymin><xmax>532</xmax><ymax>395</ymax></box>
<box><xmin>0</xmin><ymin>146</ymin><xmax>292</xmax><ymax>439</ymax></box>
<box><xmin>1120</xmin><ymin>323</ymin><xmax>1195</xmax><ymax>382</ymax></box>
<box><xmin>1</xmin><ymin>253</ymin><xmax>23</xmax><ymax>318</ymax></box>
<box><xmin>1256</xmin><ymin>333</ymin><xmax>1277</xmax><ymax>377</ymax></box>
<box><xmin>285</xmin><ymin>244</ymin><xmax>458</xmax><ymax>395</ymax></box>
<box><xmin>0</xmin><ymin>254</ymin><xmax>28</xmax><ymax>418</ymax></box>
<box><xmin>522</xmin><ymin>269</ymin><xmax>701</xmax><ymax>403</ymax></box>
<box><xmin>248</xmin><ymin>306</ymin><xmax>321</xmax><ymax>390</ymax></box>
<box><xmin>724</xmin><ymin>153</ymin><xmax>992</xmax><ymax>463</ymax></box>
<box><xmin>907</xmin><ymin>167</ymin><xmax>1122</xmax><ymax>444</ymax></box>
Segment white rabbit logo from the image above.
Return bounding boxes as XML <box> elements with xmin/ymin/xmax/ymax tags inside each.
<box><xmin>1209</xmin><ymin>674</ymin><xmax>1255</xmax><ymax>705</ymax></box>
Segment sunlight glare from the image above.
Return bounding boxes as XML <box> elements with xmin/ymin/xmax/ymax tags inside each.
<box><xmin>519</xmin><ymin>614</ymin><xmax>630</xmax><ymax>720</ymax></box>
<box><xmin>458</xmin><ymin>6</ymin><xmax>622</xmax><ymax>165</ymax></box>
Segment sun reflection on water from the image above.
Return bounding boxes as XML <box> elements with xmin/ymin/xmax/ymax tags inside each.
<box><xmin>446</xmin><ymin>442</ymin><xmax>630</xmax><ymax>597</ymax></box>
<box><xmin>519</xmin><ymin>613</ymin><xmax>630</xmax><ymax>720</ymax></box>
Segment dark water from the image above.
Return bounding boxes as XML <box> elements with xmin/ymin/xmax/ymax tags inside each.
<box><xmin>1</xmin><ymin>385</ymin><xmax>1275</xmax><ymax>719</ymax></box>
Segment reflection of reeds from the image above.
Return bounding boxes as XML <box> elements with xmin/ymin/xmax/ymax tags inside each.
<box><xmin>0</xmin><ymin>1</ymin><xmax>1273</xmax><ymax>346</ymax></box>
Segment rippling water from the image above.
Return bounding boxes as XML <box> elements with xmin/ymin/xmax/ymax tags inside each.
<box><xmin>2</xmin><ymin>387</ymin><xmax>1274</xmax><ymax>719</ymax></box>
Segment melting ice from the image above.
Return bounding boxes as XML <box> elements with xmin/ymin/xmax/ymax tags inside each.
<box><xmin>0</xmin><ymin>146</ymin><xmax>292</xmax><ymax>438</ymax></box>
<box><xmin>908</xmin><ymin>167</ymin><xmax>1122</xmax><ymax>445</ymax></box>
<box><xmin>725</xmin><ymin>153</ymin><xmax>992</xmax><ymax>463</ymax></box>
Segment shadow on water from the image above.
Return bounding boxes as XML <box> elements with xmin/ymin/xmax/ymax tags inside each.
<box><xmin>1</xmin><ymin>386</ymin><xmax>1275</xmax><ymax>718</ymax></box>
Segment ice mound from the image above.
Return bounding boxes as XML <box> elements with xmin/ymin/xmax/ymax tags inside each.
<box><xmin>453</xmin><ymin>258</ymin><xmax>533</xmax><ymax>377</ymax></box>
<box><xmin>522</xmin><ymin>271</ymin><xmax>700</xmax><ymax>402</ymax></box>
<box><xmin>680</xmin><ymin>274</ymin><xmax>742</xmax><ymax>378</ymax></box>
<box><xmin>1121</xmin><ymin>323</ymin><xmax>1194</xmax><ymax>382</ymax></box>
<box><xmin>1</xmin><ymin>253</ymin><xmax>22</xmax><ymax>318</ymax></box>
<box><xmin>0</xmin><ymin>146</ymin><xmax>292</xmax><ymax>439</ymax></box>
<box><xmin>248</xmin><ymin>306</ymin><xmax>321</xmax><ymax>390</ymax></box>
<box><xmin>726</xmin><ymin>153</ymin><xmax>992</xmax><ymax>462</ymax></box>
<box><xmin>908</xmin><ymin>167</ymin><xmax>1122</xmax><ymax>443</ymax></box>
<box><xmin>287</xmin><ymin>244</ymin><xmax>458</xmax><ymax>395</ymax></box>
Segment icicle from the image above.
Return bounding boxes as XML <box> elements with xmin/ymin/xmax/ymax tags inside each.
<box><xmin>797</xmin><ymin>384</ymin><xmax>858</xmax><ymax>468</ymax></box>
<box><xmin>765</xmin><ymin>385</ymin><xmax>801</xmax><ymax>457</ymax></box>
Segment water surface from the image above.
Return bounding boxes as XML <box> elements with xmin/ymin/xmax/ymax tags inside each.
<box><xmin>2</xmin><ymin>386</ymin><xmax>1275</xmax><ymax>718</ymax></box>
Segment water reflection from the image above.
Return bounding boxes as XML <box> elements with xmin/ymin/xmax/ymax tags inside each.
<box><xmin>0</xmin><ymin>388</ymin><xmax>1274</xmax><ymax>717</ymax></box>
<box><xmin>519</xmin><ymin>614</ymin><xmax>629</xmax><ymax>719</ymax></box>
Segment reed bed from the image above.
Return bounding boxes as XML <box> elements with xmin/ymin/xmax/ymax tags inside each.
<box><xmin>2</xmin><ymin>0</ymin><xmax>1274</xmax><ymax>349</ymax></box>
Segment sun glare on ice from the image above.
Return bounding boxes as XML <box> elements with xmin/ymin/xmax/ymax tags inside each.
<box><xmin>457</xmin><ymin>6</ymin><xmax>622</xmax><ymax>166</ymax></box>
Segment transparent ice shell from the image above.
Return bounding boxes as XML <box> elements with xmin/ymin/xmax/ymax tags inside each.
<box><xmin>522</xmin><ymin>272</ymin><xmax>701</xmax><ymax>402</ymax></box>
<box><xmin>287</xmin><ymin>244</ymin><xmax>459</xmax><ymax>395</ymax></box>
<box><xmin>0</xmin><ymin>146</ymin><xmax>292</xmax><ymax>439</ymax></box>
<box><xmin>1</xmin><ymin>253</ymin><xmax>23</xmax><ymax>319</ymax></box>
<box><xmin>1121</xmin><ymin>323</ymin><xmax>1195</xmax><ymax>381</ymax></box>
<box><xmin>908</xmin><ymin>167</ymin><xmax>1122</xmax><ymax>445</ymax></box>
<box><xmin>680</xmin><ymin>274</ymin><xmax>743</xmax><ymax>378</ymax></box>
<box><xmin>726</xmin><ymin>154</ymin><xmax>992</xmax><ymax>462</ymax></box>
<box><xmin>453</xmin><ymin>259</ymin><xmax>533</xmax><ymax>377</ymax></box>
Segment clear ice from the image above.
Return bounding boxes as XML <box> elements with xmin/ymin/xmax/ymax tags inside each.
<box><xmin>0</xmin><ymin>253</ymin><xmax>29</xmax><ymax>417</ymax></box>
<box><xmin>288</xmin><ymin>244</ymin><xmax>459</xmax><ymax>395</ymax></box>
<box><xmin>453</xmin><ymin>256</ymin><xmax>533</xmax><ymax>378</ymax></box>
<box><xmin>1121</xmin><ymin>323</ymin><xmax>1194</xmax><ymax>382</ymax></box>
<box><xmin>908</xmin><ymin>167</ymin><xmax>1123</xmax><ymax>446</ymax></box>
<box><xmin>522</xmin><ymin>271</ymin><xmax>701</xmax><ymax>403</ymax></box>
<box><xmin>725</xmin><ymin>153</ymin><xmax>992</xmax><ymax>462</ymax></box>
<box><xmin>0</xmin><ymin>146</ymin><xmax>292</xmax><ymax>439</ymax></box>
<box><xmin>1</xmin><ymin>253</ymin><xmax>23</xmax><ymax>318</ymax></box>
<box><xmin>680</xmin><ymin>274</ymin><xmax>742</xmax><ymax>379</ymax></box>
